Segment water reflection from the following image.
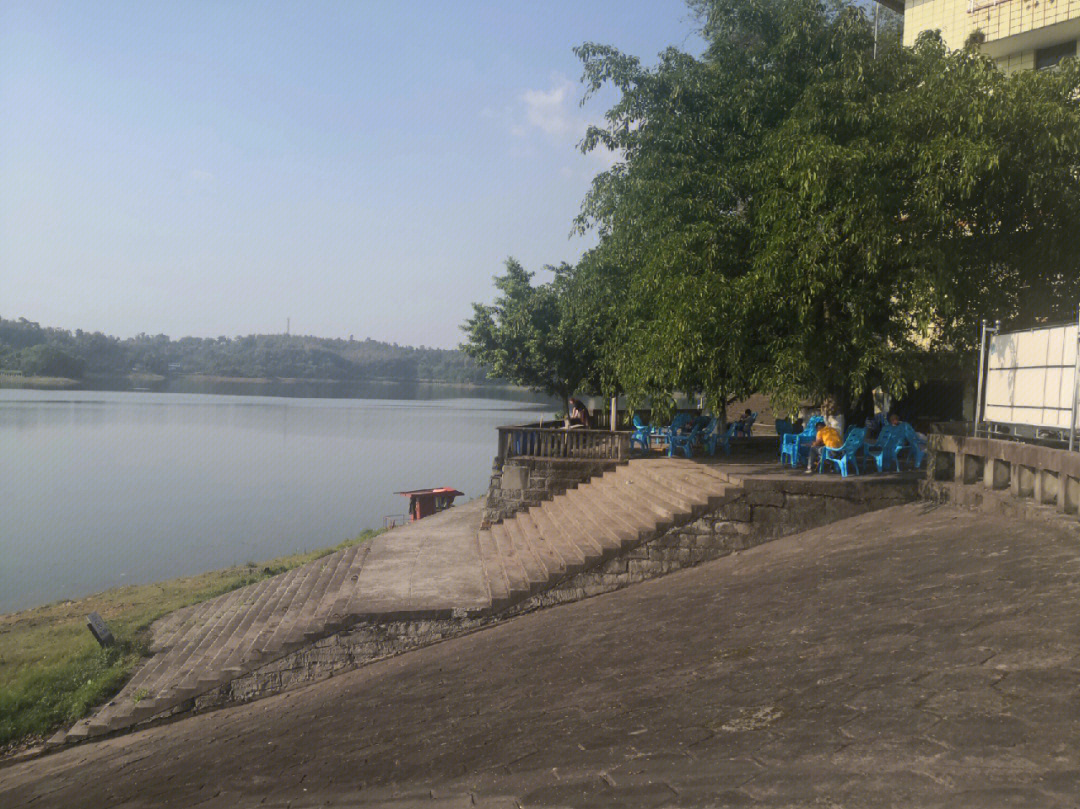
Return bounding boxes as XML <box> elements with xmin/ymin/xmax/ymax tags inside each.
<box><xmin>0</xmin><ymin>389</ymin><xmax>556</xmax><ymax>613</ymax></box>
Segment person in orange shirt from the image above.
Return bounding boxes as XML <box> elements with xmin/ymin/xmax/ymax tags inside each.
<box><xmin>806</xmin><ymin>422</ymin><xmax>843</xmax><ymax>473</ymax></box>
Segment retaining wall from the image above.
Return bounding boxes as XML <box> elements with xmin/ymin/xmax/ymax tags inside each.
<box><xmin>507</xmin><ymin>473</ymin><xmax>919</xmax><ymax>614</ymax></box>
<box><xmin>180</xmin><ymin>473</ymin><xmax>918</xmax><ymax>719</ymax></box>
<box><xmin>483</xmin><ymin>456</ymin><xmax>621</xmax><ymax>527</ymax></box>
<box><xmin>922</xmin><ymin>433</ymin><xmax>1080</xmax><ymax>529</ymax></box>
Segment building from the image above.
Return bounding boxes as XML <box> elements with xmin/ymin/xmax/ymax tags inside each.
<box><xmin>878</xmin><ymin>0</ymin><xmax>1079</xmax><ymax>72</ymax></box>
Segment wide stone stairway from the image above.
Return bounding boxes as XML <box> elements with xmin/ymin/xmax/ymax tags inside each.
<box><xmin>57</xmin><ymin>458</ymin><xmax>740</xmax><ymax>746</ymax></box>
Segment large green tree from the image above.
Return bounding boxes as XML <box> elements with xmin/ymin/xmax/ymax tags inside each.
<box><xmin>576</xmin><ymin>0</ymin><xmax>1080</xmax><ymax>415</ymax></box>
<box><xmin>461</xmin><ymin>258</ymin><xmax>601</xmax><ymax>416</ymax></box>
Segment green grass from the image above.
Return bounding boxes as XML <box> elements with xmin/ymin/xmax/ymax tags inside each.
<box><xmin>0</xmin><ymin>529</ymin><xmax>381</xmax><ymax>750</ymax></box>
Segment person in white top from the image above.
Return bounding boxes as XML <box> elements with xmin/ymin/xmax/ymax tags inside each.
<box><xmin>823</xmin><ymin>397</ymin><xmax>845</xmax><ymax>436</ymax></box>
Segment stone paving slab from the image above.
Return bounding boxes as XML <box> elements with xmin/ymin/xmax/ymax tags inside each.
<box><xmin>4</xmin><ymin>503</ymin><xmax>1079</xmax><ymax>807</ymax></box>
<box><xmin>355</xmin><ymin>500</ymin><xmax>489</xmax><ymax>612</ymax></box>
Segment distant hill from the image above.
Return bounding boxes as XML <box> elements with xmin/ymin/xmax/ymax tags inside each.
<box><xmin>0</xmin><ymin>317</ymin><xmax>496</xmax><ymax>384</ymax></box>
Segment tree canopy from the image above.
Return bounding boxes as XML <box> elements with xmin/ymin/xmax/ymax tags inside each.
<box><xmin>460</xmin><ymin>258</ymin><xmax>605</xmax><ymax>415</ymax></box>
<box><xmin>0</xmin><ymin>317</ymin><xmax>493</xmax><ymax>384</ymax></box>
<box><xmin>462</xmin><ymin>0</ymin><xmax>1080</xmax><ymax>417</ymax></box>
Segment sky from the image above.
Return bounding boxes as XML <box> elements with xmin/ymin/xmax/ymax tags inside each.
<box><xmin>1</xmin><ymin>1</ymin><xmax>705</xmax><ymax>348</ymax></box>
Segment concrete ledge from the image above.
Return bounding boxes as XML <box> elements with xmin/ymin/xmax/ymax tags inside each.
<box><xmin>930</xmin><ymin>434</ymin><xmax>1080</xmax><ymax>480</ymax></box>
<box><xmin>921</xmin><ymin>479</ymin><xmax>1080</xmax><ymax>538</ymax></box>
<box><xmin>928</xmin><ymin>434</ymin><xmax>1080</xmax><ymax>517</ymax></box>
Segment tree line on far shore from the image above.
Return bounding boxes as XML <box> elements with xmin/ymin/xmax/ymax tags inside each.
<box><xmin>0</xmin><ymin>317</ymin><xmax>493</xmax><ymax>384</ymax></box>
<box><xmin>462</xmin><ymin>0</ymin><xmax>1080</xmax><ymax>422</ymax></box>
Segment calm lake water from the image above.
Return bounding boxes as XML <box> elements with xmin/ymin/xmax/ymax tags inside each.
<box><xmin>0</xmin><ymin>388</ymin><xmax>555</xmax><ymax>613</ymax></box>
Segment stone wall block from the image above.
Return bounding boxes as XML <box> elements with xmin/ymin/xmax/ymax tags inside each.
<box><xmin>1062</xmin><ymin>476</ymin><xmax>1080</xmax><ymax>515</ymax></box>
<box><xmin>1035</xmin><ymin>470</ymin><xmax>1059</xmax><ymax>506</ymax></box>
<box><xmin>746</xmin><ymin>488</ymin><xmax>785</xmax><ymax>507</ymax></box>
<box><xmin>718</xmin><ymin>502</ymin><xmax>752</xmax><ymax>522</ymax></box>
<box><xmin>714</xmin><ymin>520</ymin><xmax>754</xmax><ymax>536</ymax></box>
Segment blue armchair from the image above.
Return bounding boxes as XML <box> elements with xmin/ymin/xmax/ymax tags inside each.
<box><xmin>781</xmin><ymin>416</ymin><xmax>824</xmax><ymax>468</ymax></box>
<box><xmin>820</xmin><ymin>427</ymin><xmax>866</xmax><ymax>477</ymax></box>
<box><xmin>630</xmin><ymin>414</ymin><xmax>652</xmax><ymax>453</ymax></box>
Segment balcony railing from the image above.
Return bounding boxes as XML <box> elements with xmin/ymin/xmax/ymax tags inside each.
<box><xmin>495</xmin><ymin>422</ymin><xmax>631</xmax><ymax>463</ymax></box>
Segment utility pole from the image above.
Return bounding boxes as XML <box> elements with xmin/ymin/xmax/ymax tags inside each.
<box><xmin>286</xmin><ymin>317</ymin><xmax>290</xmax><ymax>336</ymax></box>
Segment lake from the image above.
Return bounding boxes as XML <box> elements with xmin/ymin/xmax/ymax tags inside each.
<box><xmin>0</xmin><ymin>388</ymin><xmax>555</xmax><ymax>614</ymax></box>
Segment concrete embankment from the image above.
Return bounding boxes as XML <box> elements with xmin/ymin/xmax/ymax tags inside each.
<box><xmin>3</xmin><ymin>502</ymin><xmax>1078</xmax><ymax>807</ymax></box>
<box><xmin>48</xmin><ymin>456</ymin><xmax>918</xmax><ymax>748</ymax></box>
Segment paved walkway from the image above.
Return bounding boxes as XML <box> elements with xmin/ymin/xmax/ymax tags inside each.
<box><xmin>54</xmin><ymin>459</ymin><xmax>740</xmax><ymax>744</ymax></box>
<box><xmin>5</xmin><ymin>503</ymin><xmax>1079</xmax><ymax>807</ymax></box>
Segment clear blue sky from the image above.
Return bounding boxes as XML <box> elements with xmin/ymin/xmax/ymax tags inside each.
<box><xmin>1</xmin><ymin>1</ymin><xmax>703</xmax><ymax>348</ymax></box>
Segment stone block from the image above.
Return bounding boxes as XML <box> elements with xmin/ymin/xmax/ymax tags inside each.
<box><xmin>1061</xmin><ymin>476</ymin><xmax>1080</xmax><ymax>515</ymax></box>
<box><xmin>1011</xmin><ymin>465</ymin><xmax>1036</xmax><ymax>499</ymax></box>
<box><xmin>502</xmin><ymin>464</ymin><xmax>529</xmax><ymax>491</ymax></box>
<box><xmin>960</xmin><ymin>454</ymin><xmax>983</xmax><ymax>485</ymax></box>
<box><xmin>824</xmin><ymin>497</ymin><xmax>863</xmax><ymax>522</ymax></box>
<box><xmin>745</xmin><ymin>488</ymin><xmax>785</xmax><ymax>507</ymax></box>
<box><xmin>983</xmin><ymin>457</ymin><xmax>1010</xmax><ymax>490</ymax></box>
<box><xmin>1035</xmin><ymin>470</ymin><xmax>1059</xmax><ymax>506</ymax></box>
<box><xmin>718</xmin><ymin>502</ymin><xmax>752</xmax><ymax>522</ymax></box>
<box><xmin>931</xmin><ymin>450</ymin><xmax>955</xmax><ymax>482</ymax></box>
<box><xmin>714</xmin><ymin>520</ymin><xmax>753</xmax><ymax>536</ymax></box>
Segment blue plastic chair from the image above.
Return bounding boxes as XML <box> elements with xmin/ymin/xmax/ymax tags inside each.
<box><xmin>661</xmin><ymin>413</ymin><xmax>691</xmax><ymax>443</ymax></box>
<box><xmin>865</xmin><ymin>425</ymin><xmax>904</xmax><ymax>473</ymax></box>
<box><xmin>775</xmin><ymin>419</ymin><xmax>796</xmax><ymax>459</ymax></box>
<box><xmin>669</xmin><ymin>420</ymin><xmax>704</xmax><ymax>458</ymax></box>
<box><xmin>820</xmin><ymin>427</ymin><xmax>866</xmax><ymax>477</ymax></box>
<box><xmin>710</xmin><ymin>421</ymin><xmax>739</xmax><ymax>456</ymax></box>
<box><xmin>897</xmin><ymin>423</ymin><xmax>927</xmax><ymax>469</ymax></box>
<box><xmin>630</xmin><ymin>414</ymin><xmax>652</xmax><ymax>453</ymax></box>
<box><xmin>781</xmin><ymin>416</ymin><xmax>824</xmax><ymax>468</ymax></box>
<box><xmin>692</xmin><ymin>416</ymin><xmax>719</xmax><ymax>450</ymax></box>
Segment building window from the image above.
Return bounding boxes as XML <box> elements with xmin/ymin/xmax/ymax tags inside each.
<box><xmin>1035</xmin><ymin>40</ymin><xmax>1077</xmax><ymax>70</ymax></box>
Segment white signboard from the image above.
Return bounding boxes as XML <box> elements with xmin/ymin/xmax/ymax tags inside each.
<box><xmin>984</xmin><ymin>322</ymin><xmax>1079</xmax><ymax>431</ymax></box>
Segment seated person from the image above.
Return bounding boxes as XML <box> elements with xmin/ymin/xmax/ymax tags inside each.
<box><xmin>822</xmin><ymin>398</ymin><xmax>845</xmax><ymax>436</ymax></box>
<box><xmin>864</xmin><ymin>411</ymin><xmax>888</xmax><ymax>440</ymax></box>
<box><xmin>734</xmin><ymin>409</ymin><xmax>754</xmax><ymax>436</ymax></box>
<box><xmin>569</xmin><ymin>399</ymin><xmax>591</xmax><ymax>428</ymax></box>
<box><xmin>806</xmin><ymin>422</ymin><xmax>843</xmax><ymax>473</ymax></box>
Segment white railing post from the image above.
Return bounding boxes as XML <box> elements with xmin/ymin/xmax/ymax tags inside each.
<box><xmin>1070</xmin><ymin>304</ymin><xmax>1080</xmax><ymax>452</ymax></box>
<box><xmin>974</xmin><ymin>319</ymin><xmax>989</xmax><ymax>437</ymax></box>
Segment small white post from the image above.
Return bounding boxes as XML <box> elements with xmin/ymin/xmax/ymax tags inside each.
<box><xmin>1070</xmin><ymin>304</ymin><xmax>1080</xmax><ymax>452</ymax></box>
<box><xmin>974</xmin><ymin>319</ymin><xmax>988</xmax><ymax>437</ymax></box>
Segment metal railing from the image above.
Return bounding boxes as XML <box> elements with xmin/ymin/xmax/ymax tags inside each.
<box><xmin>496</xmin><ymin>422</ymin><xmax>632</xmax><ymax>463</ymax></box>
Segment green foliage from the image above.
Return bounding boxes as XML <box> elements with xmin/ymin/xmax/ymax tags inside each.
<box><xmin>0</xmin><ymin>318</ymin><xmax>494</xmax><ymax>385</ymax></box>
<box><xmin>461</xmin><ymin>258</ymin><xmax>604</xmax><ymax>413</ymax></box>
<box><xmin>573</xmin><ymin>0</ymin><xmax>1080</xmax><ymax>414</ymax></box>
<box><xmin>18</xmin><ymin>344</ymin><xmax>85</xmax><ymax>379</ymax></box>
<box><xmin>0</xmin><ymin>639</ymin><xmax>142</xmax><ymax>745</ymax></box>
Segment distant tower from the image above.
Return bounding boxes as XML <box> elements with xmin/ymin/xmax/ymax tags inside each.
<box><xmin>286</xmin><ymin>317</ymin><xmax>290</xmax><ymax>336</ymax></box>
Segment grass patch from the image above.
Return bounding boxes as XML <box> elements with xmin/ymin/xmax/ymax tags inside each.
<box><xmin>0</xmin><ymin>529</ymin><xmax>381</xmax><ymax>750</ymax></box>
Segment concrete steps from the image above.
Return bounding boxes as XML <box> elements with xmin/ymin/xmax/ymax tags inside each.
<box><xmin>58</xmin><ymin>543</ymin><xmax>378</xmax><ymax>745</ymax></box>
<box><xmin>58</xmin><ymin>459</ymin><xmax>738</xmax><ymax>747</ymax></box>
<box><xmin>475</xmin><ymin>458</ymin><xmax>741</xmax><ymax>610</ymax></box>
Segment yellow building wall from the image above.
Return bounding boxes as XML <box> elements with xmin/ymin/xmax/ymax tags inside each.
<box><xmin>902</xmin><ymin>0</ymin><xmax>1080</xmax><ymax>57</ymax></box>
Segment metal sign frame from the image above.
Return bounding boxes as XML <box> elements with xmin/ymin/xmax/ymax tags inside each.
<box><xmin>974</xmin><ymin>305</ymin><xmax>1080</xmax><ymax>451</ymax></box>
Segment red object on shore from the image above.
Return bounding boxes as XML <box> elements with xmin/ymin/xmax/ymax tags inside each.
<box><xmin>395</xmin><ymin>487</ymin><xmax>464</xmax><ymax>521</ymax></box>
